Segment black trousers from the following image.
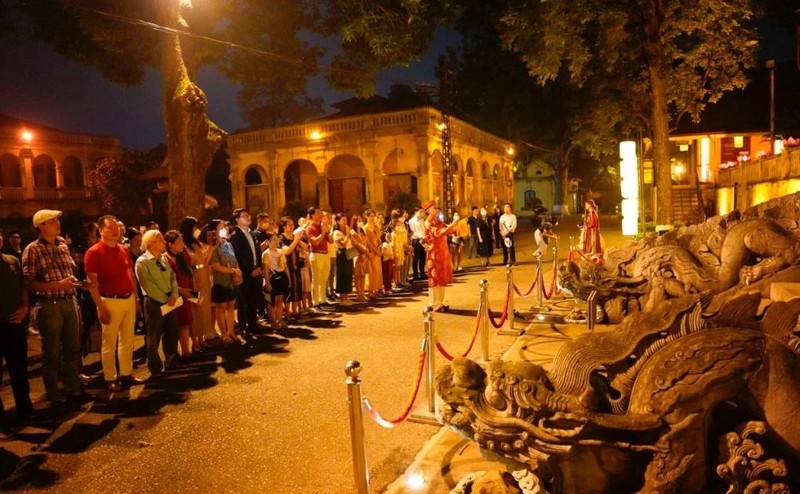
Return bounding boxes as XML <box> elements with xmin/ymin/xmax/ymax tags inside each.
<box><xmin>144</xmin><ymin>297</ymin><xmax>178</xmax><ymax>375</ymax></box>
<box><xmin>502</xmin><ymin>234</ymin><xmax>516</xmax><ymax>265</ymax></box>
<box><xmin>411</xmin><ymin>240</ymin><xmax>427</xmax><ymax>280</ymax></box>
<box><xmin>0</xmin><ymin>319</ymin><xmax>32</xmax><ymax>424</ymax></box>
<box><xmin>237</xmin><ymin>276</ymin><xmax>262</xmax><ymax>333</ymax></box>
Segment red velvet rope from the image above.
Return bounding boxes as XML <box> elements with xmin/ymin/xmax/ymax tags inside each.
<box><xmin>362</xmin><ymin>350</ymin><xmax>427</xmax><ymax>428</ymax></box>
<box><xmin>435</xmin><ymin>308</ymin><xmax>483</xmax><ymax>361</ymax></box>
<box><xmin>486</xmin><ymin>288</ymin><xmax>510</xmax><ymax>328</ymax></box>
<box><xmin>513</xmin><ymin>268</ymin><xmax>539</xmax><ymax>297</ymax></box>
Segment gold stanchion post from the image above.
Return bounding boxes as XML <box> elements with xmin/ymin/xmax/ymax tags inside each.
<box><xmin>409</xmin><ymin>307</ymin><xmax>440</xmax><ymax>425</ymax></box>
<box><xmin>480</xmin><ymin>279</ymin><xmax>490</xmax><ymax>361</ymax></box>
<box><xmin>345</xmin><ymin>361</ymin><xmax>370</xmax><ymax>494</ymax></box>
<box><xmin>497</xmin><ymin>266</ymin><xmax>521</xmax><ymax>336</ymax></box>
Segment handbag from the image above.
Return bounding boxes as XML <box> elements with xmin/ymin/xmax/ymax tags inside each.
<box><xmin>345</xmin><ymin>247</ymin><xmax>359</xmax><ymax>260</ymax></box>
<box><xmin>232</xmin><ymin>269</ymin><xmax>244</xmax><ymax>286</ymax></box>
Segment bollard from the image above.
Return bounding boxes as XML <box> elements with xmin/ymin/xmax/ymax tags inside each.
<box><xmin>479</xmin><ymin>279</ymin><xmax>490</xmax><ymax>361</ymax></box>
<box><xmin>423</xmin><ymin>306</ymin><xmax>436</xmax><ymax>414</ymax></box>
<box><xmin>506</xmin><ymin>265</ymin><xmax>515</xmax><ymax>330</ymax></box>
<box><xmin>497</xmin><ymin>266</ymin><xmax>519</xmax><ymax>336</ymax></box>
<box><xmin>345</xmin><ymin>361</ymin><xmax>370</xmax><ymax>494</ymax></box>
<box><xmin>536</xmin><ymin>252</ymin><xmax>544</xmax><ymax>309</ymax></box>
<box><xmin>409</xmin><ymin>308</ymin><xmax>441</xmax><ymax>426</ymax></box>
<box><xmin>587</xmin><ymin>290</ymin><xmax>598</xmax><ymax>333</ymax></box>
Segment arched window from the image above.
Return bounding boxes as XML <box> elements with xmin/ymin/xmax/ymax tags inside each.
<box><xmin>33</xmin><ymin>155</ymin><xmax>57</xmax><ymax>188</ymax></box>
<box><xmin>63</xmin><ymin>156</ymin><xmax>84</xmax><ymax>188</ymax></box>
<box><xmin>245</xmin><ymin>167</ymin><xmax>263</xmax><ymax>185</ymax></box>
<box><xmin>0</xmin><ymin>153</ymin><xmax>22</xmax><ymax>187</ymax></box>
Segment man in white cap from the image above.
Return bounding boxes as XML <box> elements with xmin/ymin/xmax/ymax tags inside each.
<box><xmin>21</xmin><ymin>210</ymin><xmax>86</xmax><ymax>409</ymax></box>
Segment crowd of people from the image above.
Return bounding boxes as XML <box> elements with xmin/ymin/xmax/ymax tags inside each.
<box><xmin>1</xmin><ymin>200</ymin><xmax>537</xmax><ymax>437</ymax></box>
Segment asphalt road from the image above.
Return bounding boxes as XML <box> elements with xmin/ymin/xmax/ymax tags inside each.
<box><xmin>0</xmin><ymin>216</ymin><xmax>627</xmax><ymax>493</ymax></box>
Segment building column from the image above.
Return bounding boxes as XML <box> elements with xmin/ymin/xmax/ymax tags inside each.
<box><xmin>318</xmin><ymin>174</ymin><xmax>330</xmax><ymax>210</ymax></box>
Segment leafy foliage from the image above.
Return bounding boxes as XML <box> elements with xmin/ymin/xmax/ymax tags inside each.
<box><xmin>88</xmin><ymin>148</ymin><xmax>161</xmax><ymax>222</ymax></box>
<box><xmin>281</xmin><ymin>200</ymin><xmax>309</xmax><ymax>223</ymax></box>
<box><xmin>386</xmin><ymin>191</ymin><xmax>421</xmax><ymax>215</ymax></box>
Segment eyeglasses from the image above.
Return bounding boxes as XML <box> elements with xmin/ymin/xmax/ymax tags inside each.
<box><xmin>155</xmin><ymin>259</ymin><xmax>167</xmax><ymax>272</ymax></box>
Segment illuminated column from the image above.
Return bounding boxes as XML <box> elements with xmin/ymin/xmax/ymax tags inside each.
<box><xmin>619</xmin><ymin>141</ymin><xmax>639</xmax><ymax>236</ymax></box>
<box><xmin>700</xmin><ymin>137</ymin><xmax>710</xmax><ymax>183</ymax></box>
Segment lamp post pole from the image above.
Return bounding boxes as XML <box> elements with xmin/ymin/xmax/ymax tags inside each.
<box><xmin>766</xmin><ymin>59</ymin><xmax>775</xmax><ymax>152</ymax></box>
<box><xmin>438</xmin><ymin>57</ymin><xmax>455</xmax><ymax>220</ymax></box>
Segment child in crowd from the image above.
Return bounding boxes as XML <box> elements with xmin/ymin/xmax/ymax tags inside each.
<box><xmin>381</xmin><ymin>231</ymin><xmax>395</xmax><ymax>293</ymax></box>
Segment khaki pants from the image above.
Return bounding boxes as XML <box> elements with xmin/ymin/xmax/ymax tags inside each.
<box><xmin>310</xmin><ymin>251</ymin><xmax>331</xmax><ymax>305</ymax></box>
<box><xmin>99</xmin><ymin>296</ymin><xmax>137</xmax><ymax>381</ymax></box>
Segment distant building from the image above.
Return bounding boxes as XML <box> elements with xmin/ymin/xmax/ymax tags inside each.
<box><xmin>227</xmin><ymin>102</ymin><xmax>514</xmax><ymax>217</ymax></box>
<box><xmin>0</xmin><ymin>114</ymin><xmax>120</xmax><ymax>218</ymax></box>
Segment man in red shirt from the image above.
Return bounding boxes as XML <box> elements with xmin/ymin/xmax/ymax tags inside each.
<box><xmin>84</xmin><ymin>215</ymin><xmax>144</xmax><ymax>391</ymax></box>
<box><xmin>305</xmin><ymin>207</ymin><xmax>332</xmax><ymax>307</ymax></box>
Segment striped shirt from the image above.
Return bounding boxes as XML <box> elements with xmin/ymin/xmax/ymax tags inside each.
<box><xmin>22</xmin><ymin>237</ymin><xmax>77</xmax><ymax>298</ymax></box>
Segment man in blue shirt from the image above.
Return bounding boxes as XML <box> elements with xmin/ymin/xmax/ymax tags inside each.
<box><xmin>135</xmin><ymin>230</ymin><xmax>180</xmax><ymax>377</ymax></box>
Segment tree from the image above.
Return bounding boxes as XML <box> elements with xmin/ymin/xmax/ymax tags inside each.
<box><xmin>89</xmin><ymin>149</ymin><xmax>161</xmax><ymax>221</ymax></box>
<box><xmin>499</xmin><ymin>0</ymin><xmax>759</xmax><ymax>223</ymax></box>
<box><xmin>11</xmin><ymin>0</ymin><xmax>325</xmax><ymax>227</ymax></box>
<box><xmin>445</xmin><ymin>0</ymin><xmax>633</xmax><ymax>212</ymax></box>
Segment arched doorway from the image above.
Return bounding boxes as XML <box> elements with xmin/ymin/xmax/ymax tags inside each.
<box><xmin>244</xmin><ymin>165</ymin><xmax>270</xmax><ymax>213</ymax></box>
<box><xmin>481</xmin><ymin>161</ymin><xmax>491</xmax><ymax>207</ymax></box>
<box><xmin>382</xmin><ymin>148</ymin><xmax>418</xmax><ymax>206</ymax></box>
<box><xmin>284</xmin><ymin>159</ymin><xmax>318</xmax><ymax>206</ymax></box>
<box><xmin>327</xmin><ymin>154</ymin><xmax>367</xmax><ymax>215</ymax></box>
<box><xmin>465</xmin><ymin>159</ymin><xmax>476</xmax><ymax>206</ymax></box>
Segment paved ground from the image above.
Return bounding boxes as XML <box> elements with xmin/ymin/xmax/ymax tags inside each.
<box><xmin>0</xmin><ymin>215</ymin><xmax>628</xmax><ymax>493</ymax></box>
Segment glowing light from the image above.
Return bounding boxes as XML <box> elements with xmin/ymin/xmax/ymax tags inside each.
<box><xmin>672</xmin><ymin>163</ymin><xmax>686</xmax><ymax>178</ymax></box>
<box><xmin>733</xmin><ymin>135</ymin><xmax>744</xmax><ymax>148</ymax></box>
<box><xmin>700</xmin><ymin>137</ymin><xmax>710</xmax><ymax>182</ymax></box>
<box><xmin>21</xmin><ymin>130</ymin><xmax>33</xmax><ymax>143</ymax></box>
<box><xmin>679</xmin><ymin>144</ymin><xmax>689</xmax><ymax>152</ymax></box>
<box><xmin>774</xmin><ymin>139</ymin><xmax>784</xmax><ymax>156</ymax></box>
<box><xmin>716</xmin><ymin>187</ymin><xmax>734</xmax><ymax>215</ymax></box>
<box><xmin>750</xmin><ymin>183</ymin><xmax>772</xmax><ymax>207</ymax></box>
<box><xmin>406</xmin><ymin>472</ymin><xmax>426</xmax><ymax>490</ymax></box>
<box><xmin>506</xmin><ymin>146</ymin><xmax>515</xmax><ymax>157</ymax></box>
<box><xmin>309</xmin><ymin>129</ymin><xmax>322</xmax><ymax>140</ymax></box>
<box><xmin>437</xmin><ymin>122</ymin><xmax>447</xmax><ymax>132</ymax></box>
<box><xmin>619</xmin><ymin>141</ymin><xmax>639</xmax><ymax>236</ymax></box>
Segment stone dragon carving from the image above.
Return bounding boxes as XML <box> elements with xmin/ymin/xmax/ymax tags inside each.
<box><xmin>436</xmin><ymin>294</ymin><xmax>800</xmax><ymax>493</ymax></box>
<box><xmin>558</xmin><ymin>196</ymin><xmax>800</xmax><ymax>322</ymax></box>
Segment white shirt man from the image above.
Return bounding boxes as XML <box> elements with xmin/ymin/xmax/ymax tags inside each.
<box><xmin>408</xmin><ymin>208</ymin><xmax>428</xmax><ymax>280</ymax></box>
<box><xmin>498</xmin><ymin>203</ymin><xmax>517</xmax><ymax>265</ymax></box>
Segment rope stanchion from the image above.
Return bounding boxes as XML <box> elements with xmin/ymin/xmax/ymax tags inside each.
<box><xmin>486</xmin><ymin>288</ymin><xmax>510</xmax><ymax>329</ymax></box>
<box><xmin>435</xmin><ymin>307</ymin><xmax>482</xmax><ymax>361</ymax></box>
<box><xmin>480</xmin><ymin>279</ymin><xmax>490</xmax><ymax>361</ymax></box>
<box><xmin>345</xmin><ymin>361</ymin><xmax>370</xmax><ymax>494</ymax></box>
<box><xmin>513</xmin><ymin>268</ymin><xmax>538</xmax><ymax>297</ymax></box>
<box><xmin>362</xmin><ymin>349</ymin><xmax>427</xmax><ymax>428</ymax></box>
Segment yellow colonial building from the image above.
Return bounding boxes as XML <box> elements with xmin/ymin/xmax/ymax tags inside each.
<box><xmin>0</xmin><ymin>114</ymin><xmax>120</xmax><ymax>218</ymax></box>
<box><xmin>227</xmin><ymin>106</ymin><xmax>514</xmax><ymax>217</ymax></box>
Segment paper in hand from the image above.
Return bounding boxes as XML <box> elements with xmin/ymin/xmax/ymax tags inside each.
<box><xmin>160</xmin><ymin>296</ymin><xmax>184</xmax><ymax>316</ymax></box>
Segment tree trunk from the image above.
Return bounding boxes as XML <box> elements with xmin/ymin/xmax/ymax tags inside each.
<box><xmin>158</xmin><ymin>0</ymin><xmax>225</xmax><ymax>228</ymax></box>
<box><xmin>645</xmin><ymin>0</ymin><xmax>673</xmax><ymax>225</ymax></box>
<box><xmin>559</xmin><ymin>156</ymin><xmax>570</xmax><ymax>215</ymax></box>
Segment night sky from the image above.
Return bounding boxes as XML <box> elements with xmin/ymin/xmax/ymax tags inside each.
<box><xmin>0</xmin><ymin>28</ymin><xmax>457</xmax><ymax>150</ymax></box>
<box><xmin>0</xmin><ymin>17</ymin><xmax>795</xmax><ymax>150</ymax></box>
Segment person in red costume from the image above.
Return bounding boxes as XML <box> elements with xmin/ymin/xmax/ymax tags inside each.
<box><xmin>581</xmin><ymin>199</ymin><xmax>603</xmax><ymax>260</ymax></box>
<box><xmin>422</xmin><ymin>199</ymin><xmax>458</xmax><ymax>312</ymax></box>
